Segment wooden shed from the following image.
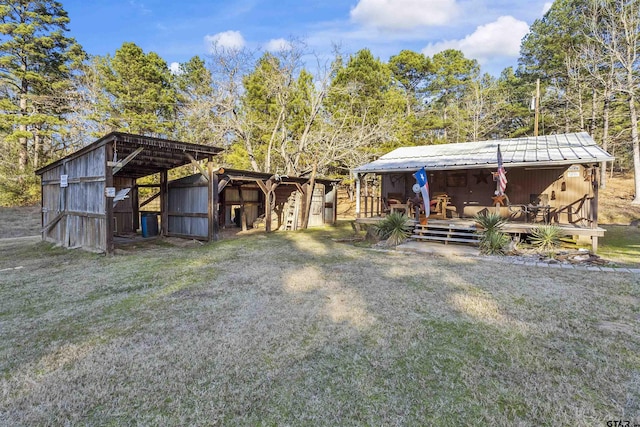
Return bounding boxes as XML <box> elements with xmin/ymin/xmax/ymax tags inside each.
<box><xmin>353</xmin><ymin>132</ymin><xmax>614</xmax><ymax>250</ymax></box>
<box><xmin>167</xmin><ymin>168</ymin><xmax>339</xmax><ymax>237</ymax></box>
<box><xmin>35</xmin><ymin>132</ymin><xmax>223</xmax><ymax>253</ymax></box>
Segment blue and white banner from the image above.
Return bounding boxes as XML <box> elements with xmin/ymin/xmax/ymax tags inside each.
<box><xmin>413</xmin><ymin>167</ymin><xmax>430</xmax><ymax>217</ymax></box>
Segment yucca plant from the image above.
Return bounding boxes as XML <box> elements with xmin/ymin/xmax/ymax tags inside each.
<box><xmin>474</xmin><ymin>212</ymin><xmax>510</xmax><ymax>255</ymax></box>
<box><xmin>529</xmin><ymin>224</ymin><xmax>563</xmax><ymax>253</ymax></box>
<box><xmin>373</xmin><ymin>212</ymin><xmax>412</xmax><ymax>246</ymax></box>
<box><xmin>473</xmin><ymin>211</ymin><xmax>508</xmax><ymax>233</ymax></box>
<box><xmin>478</xmin><ymin>230</ymin><xmax>511</xmax><ymax>255</ymax></box>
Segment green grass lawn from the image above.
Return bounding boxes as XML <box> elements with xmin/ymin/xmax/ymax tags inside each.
<box><xmin>599</xmin><ymin>224</ymin><xmax>640</xmax><ymax>267</ymax></box>
<box><xmin>1</xmin><ymin>228</ymin><xmax>639</xmax><ymax>425</ymax></box>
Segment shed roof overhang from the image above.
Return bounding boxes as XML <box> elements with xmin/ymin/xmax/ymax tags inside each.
<box><xmin>169</xmin><ymin>168</ymin><xmax>340</xmax><ymax>188</ymax></box>
<box><xmin>218</xmin><ymin>168</ymin><xmax>339</xmax><ymax>187</ymax></box>
<box><xmin>353</xmin><ymin>132</ymin><xmax>614</xmax><ymax>175</ymax></box>
<box><xmin>35</xmin><ymin>132</ymin><xmax>224</xmax><ymax>179</ymax></box>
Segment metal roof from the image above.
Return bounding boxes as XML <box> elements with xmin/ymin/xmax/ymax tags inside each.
<box><xmin>353</xmin><ymin>132</ymin><xmax>614</xmax><ymax>174</ymax></box>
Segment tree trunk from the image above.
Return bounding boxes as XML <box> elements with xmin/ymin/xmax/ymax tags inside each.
<box><xmin>18</xmin><ymin>93</ymin><xmax>28</xmax><ymax>174</ymax></box>
<box><xmin>629</xmin><ymin>91</ymin><xmax>640</xmax><ymax>205</ymax></box>
<box><xmin>301</xmin><ymin>163</ymin><xmax>317</xmax><ymax>229</ymax></box>
<box><xmin>600</xmin><ymin>91</ymin><xmax>610</xmax><ymax>189</ymax></box>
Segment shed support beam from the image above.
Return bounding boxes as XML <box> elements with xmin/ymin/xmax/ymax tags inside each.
<box><xmin>208</xmin><ymin>163</ymin><xmax>220</xmax><ymax>241</ymax></box>
<box><xmin>160</xmin><ymin>170</ymin><xmax>168</xmax><ymax>236</ymax></box>
<box><xmin>355</xmin><ymin>173</ymin><xmax>361</xmax><ymax>218</ymax></box>
<box><xmin>105</xmin><ymin>144</ymin><xmax>115</xmax><ymax>253</ymax></box>
<box><xmin>185</xmin><ymin>152</ymin><xmax>208</xmax><ymax>180</ymax></box>
<box><xmin>111</xmin><ymin>147</ymin><xmax>144</xmax><ymax>175</ymax></box>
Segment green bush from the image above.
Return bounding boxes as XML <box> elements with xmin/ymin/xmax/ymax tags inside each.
<box><xmin>529</xmin><ymin>225</ymin><xmax>563</xmax><ymax>252</ymax></box>
<box><xmin>373</xmin><ymin>212</ymin><xmax>412</xmax><ymax>246</ymax></box>
<box><xmin>473</xmin><ymin>211</ymin><xmax>508</xmax><ymax>233</ymax></box>
<box><xmin>475</xmin><ymin>212</ymin><xmax>510</xmax><ymax>255</ymax></box>
<box><xmin>478</xmin><ymin>230</ymin><xmax>511</xmax><ymax>255</ymax></box>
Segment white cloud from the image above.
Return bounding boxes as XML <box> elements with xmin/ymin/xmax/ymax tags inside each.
<box><xmin>169</xmin><ymin>62</ymin><xmax>182</xmax><ymax>75</ymax></box>
<box><xmin>265</xmin><ymin>38</ymin><xmax>292</xmax><ymax>52</ymax></box>
<box><xmin>542</xmin><ymin>2</ymin><xmax>553</xmax><ymax>15</ymax></box>
<box><xmin>422</xmin><ymin>16</ymin><xmax>529</xmax><ymax>62</ymax></box>
<box><xmin>350</xmin><ymin>0</ymin><xmax>459</xmax><ymax>30</ymax></box>
<box><xmin>204</xmin><ymin>30</ymin><xmax>246</xmax><ymax>51</ymax></box>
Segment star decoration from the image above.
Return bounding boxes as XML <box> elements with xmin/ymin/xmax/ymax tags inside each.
<box><xmin>473</xmin><ymin>170</ymin><xmax>490</xmax><ymax>184</ymax></box>
<box><xmin>492</xmin><ymin>195</ymin><xmax>506</xmax><ymax>206</ymax></box>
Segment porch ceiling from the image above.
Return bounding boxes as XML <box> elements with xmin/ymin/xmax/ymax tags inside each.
<box><xmin>353</xmin><ymin>132</ymin><xmax>614</xmax><ymax>174</ymax></box>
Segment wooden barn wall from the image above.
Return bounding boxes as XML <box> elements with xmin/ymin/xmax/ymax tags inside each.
<box><xmin>40</xmin><ymin>146</ymin><xmax>107</xmax><ymax>252</ymax></box>
<box><xmin>168</xmin><ymin>181</ymin><xmax>208</xmax><ymax>238</ymax></box>
<box><xmin>382</xmin><ymin>165</ymin><xmax>593</xmax><ymax>221</ymax></box>
<box><xmin>113</xmin><ymin>176</ymin><xmax>135</xmax><ymax>234</ymax></box>
<box><xmin>324</xmin><ymin>186</ymin><xmax>336</xmax><ymax>225</ymax></box>
<box><xmin>223</xmin><ymin>187</ymin><xmax>260</xmax><ymax>228</ymax></box>
<box><xmin>308</xmin><ymin>183</ymin><xmax>326</xmax><ymax>227</ymax></box>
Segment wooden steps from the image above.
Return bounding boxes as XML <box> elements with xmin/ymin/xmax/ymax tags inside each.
<box><xmin>411</xmin><ymin>222</ymin><xmax>480</xmax><ymax>245</ymax></box>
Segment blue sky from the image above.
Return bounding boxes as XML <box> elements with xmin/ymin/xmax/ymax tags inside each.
<box><xmin>64</xmin><ymin>0</ymin><xmax>553</xmax><ymax>76</ymax></box>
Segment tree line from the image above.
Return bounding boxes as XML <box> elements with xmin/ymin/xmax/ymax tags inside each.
<box><xmin>1</xmin><ymin>0</ymin><xmax>639</xmax><ymax>206</ymax></box>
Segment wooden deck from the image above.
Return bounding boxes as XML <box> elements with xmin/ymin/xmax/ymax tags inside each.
<box><xmin>355</xmin><ymin>217</ymin><xmax>606</xmax><ymax>251</ymax></box>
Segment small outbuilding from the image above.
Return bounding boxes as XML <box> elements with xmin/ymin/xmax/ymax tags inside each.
<box><xmin>353</xmin><ymin>132</ymin><xmax>614</xmax><ymax>250</ymax></box>
<box><xmin>36</xmin><ymin>132</ymin><xmax>338</xmax><ymax>254</ymax></box>
<box><xmin>35</xmin><ymin>132</ymin><xmax>224</xmax><ymax>253</ymax></box>
<box><xmin>166</xmin><ymin>169</ymin><xmax>339</xmax><ymax>238</ymax></box>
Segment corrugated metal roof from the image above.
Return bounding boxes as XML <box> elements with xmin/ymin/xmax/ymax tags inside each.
<box><xmin>353</xmin><ymin>132</ymin><xmax>614</xmax><ymax>174</ymax></box>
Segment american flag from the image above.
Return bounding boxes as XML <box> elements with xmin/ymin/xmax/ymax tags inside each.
<box><xmin>496</xmin><ymin>145</ymin><xmax>507</xmax><ymax>195</ymax></box>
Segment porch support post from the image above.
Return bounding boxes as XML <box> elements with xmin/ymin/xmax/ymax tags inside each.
<box><xmin>355</xmin><ymin>173</ymin><xmax>361</xmax><ymax>218</ymax></box>
<box><xmin>160</xmin><ymin>170</ymin><xmax>168</xmax><ymax>236</ymax></box>
<box><xmin>591</xmin><ymin>164</ymin><xmax>599</xmax><ymax>253</ymax></box>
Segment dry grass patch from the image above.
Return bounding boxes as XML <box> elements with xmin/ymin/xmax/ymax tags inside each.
<box><xmin>0</xmin><ymin>205</ymin><xmax>40</xmax><ymax>238</ymax></box>
<box><xmin>1</xmin><ymin>230</ymin><xmax>639</xmax><ymax>425</ymax></box>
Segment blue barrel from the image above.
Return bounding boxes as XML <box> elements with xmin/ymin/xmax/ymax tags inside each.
<box><xmin>141</xmin><ymin>213</ymin><xmax>159</xmax><ymax>237</ymax></box>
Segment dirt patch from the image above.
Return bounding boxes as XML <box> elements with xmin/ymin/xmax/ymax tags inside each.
<box><xmin>599</xmin><ymin>172</ymin><xmax>640</xmax><ymax>224</ymax></box>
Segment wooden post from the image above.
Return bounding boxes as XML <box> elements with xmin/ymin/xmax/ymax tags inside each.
<box><xmin>105</xmin><ymin>144</ymin><xmax>114</xmax><ymax>254</ymax></box>
<box><xmin>132</xmin><ymin>183</ymin><xmax>139</xmax><ymax>231</ymax></box>
<box><xmin>332</xmin><ymin>184</ymin><xmax>338</xmax><ymax>224</ymax></box>
<box><xmin>355</xmin><ymin>174</ymin><xmax>361</xmax><ymax>218</ymax></box>
<box><xmin>265</xmin><ymin>179</ymin><xmax>273</xmax><ymax>233</ymax></box>
<box><xmin>302</xmin><ymin>164</ymin><xmax>317</xmax><ymax>229</ymax></box>
<box><xmin>591</xmin><ymin>165</ymin><xmax>599</xmax><ymax>228</ymax></box>
<box><xmin>160</xmin><ymin>170</ymin><xmax>168</xmax><ymax>236</ymax></box>
<box><xmin>238</xmin><ymin>185</ymin><xmax>247</xmax><ymax>231</ymax></box>
<box><xmin>207</xmin><ymin>163</ymin><xmax>220</xmax><ymax>241</ymax></box>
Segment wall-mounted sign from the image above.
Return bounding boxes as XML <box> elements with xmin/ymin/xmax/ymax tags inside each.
<box><xmin>105</xmin><ymin>187</ymin><xmax>116</xmax><ymax>197</ymax></box>
<box><xmin>60</xmin><ymin>174</ymin><xmax>68</xmax><ymax>188</ymax></box>
<box><xmin>567</xmin><ymin>171</ymin><xmax>580</xmax><ymax>178</ymax></box>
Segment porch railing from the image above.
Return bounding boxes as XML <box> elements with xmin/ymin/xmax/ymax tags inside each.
<box><xmin>358</xmin><ymin>195</ymin><xmax>384</xmax><ymax>218</ymax></box>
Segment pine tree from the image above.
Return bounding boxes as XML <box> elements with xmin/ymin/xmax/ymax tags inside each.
<box><xmin>93</xmin><ymin>42</ymin><xmax>176</xmax><ymax>136</ymax></box>
<box><xmin>0</xmin><ymin>0</ymin><xmax>84</xmax><ymax>205</ymax></box>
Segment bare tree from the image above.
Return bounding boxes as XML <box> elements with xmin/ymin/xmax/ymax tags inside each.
<box><xmin>586</xmin><ymin>0</ymin><xmax>640</xmax><ymax>203</ymax></box>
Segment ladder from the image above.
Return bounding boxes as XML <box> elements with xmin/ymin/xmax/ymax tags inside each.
<box><xmin>282</xmin><ymin>191</ymin><xmax>301</xmax><ymax>230</ymax></box>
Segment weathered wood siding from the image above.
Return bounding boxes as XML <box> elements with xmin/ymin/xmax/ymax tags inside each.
<box><xmin>113</xmin><ymin>176</ymin><xmax>135</xmax><ymax>234</ymax></box>
<box><xmin>168</xmin><ymin>175</ymin><xmax>208</xmax><ymax>238</ymax></box>
<box><xmin>40</xmin><ymin>146</ymin><xmax>107</xmax><ymax>251</ymax></box>
<box><xmin>223</xmin><ymin>187</ymin><xmax>260</xmax><ymax>227</ymax></box>
<box><xmin>308</xmin><ymin>183</ymin><xmax>326</xmax><ymax>227</ymax></box>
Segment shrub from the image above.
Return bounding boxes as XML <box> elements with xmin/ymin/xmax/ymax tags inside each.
<box><xmin>473</xmin><ymin>211</ymin><xmax>508</xmax><ymax>233</ymax></box>
<box><xmin>478</xmin><ymin>230</ymin><xmax>511</xmax><ymax>255</ymax></box>
<box><xmin>373</xmin><ymin>212</ymin><xmax>412</xmax><ymax>246</ymax></box>
<box><xmin>529</xmin><ymin>225</ymin><xmax>563</xmax><ymax>253</ymax></box>
<box><xmin>475</xmin><ymin>212</ymin><xmax>510</xmax><ymax>255</ymax></box>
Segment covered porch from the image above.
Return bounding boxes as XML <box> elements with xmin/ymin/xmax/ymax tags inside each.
<box><xmin>352</xmin><ymin>133</ymin><xmax>614</xmax><ymax>252</ymax></box>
